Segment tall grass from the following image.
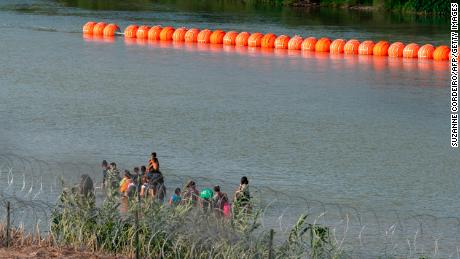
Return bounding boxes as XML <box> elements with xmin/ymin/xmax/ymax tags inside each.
<box><xmin>50</xmin><ymin>187</ymin><xmax>347</xmax><ymax>258</ymax></box>
<box><xmin>0</xmin><ymin>222</ymin><xmax>52</xmax><ymax>248</ymax></box>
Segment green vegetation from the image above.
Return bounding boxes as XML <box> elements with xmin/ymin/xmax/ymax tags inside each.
<box><xmin>377</xmin><ymin>0</ymin><xmax>449</xmax><ymax>15</ymax></box>
<box><xmin>50</xmin><ymin>187</ymin><xmax>348</xmax><ymax>258</ymax></box>
<box><xmin>55</xmin><ymin>0</ymin><xmax>449</xmax><ymax>15</ymax></box>
<box><xmin>0</xmin><ymin>182</ymin><xmax>446</xmax><ymax>258</ymax></box>
<box><xmin>299</xmin><ymin>0</ymin><xmax>449</xmax><ymax>15</ymax></box>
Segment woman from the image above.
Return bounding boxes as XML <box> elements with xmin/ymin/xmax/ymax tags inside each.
<box><xmin>233</xmin><ymin>176</ymin><xmax>251</xmax><ymax>213</ymax></box>
<box><xmin>212</xmin><ymin>185</ymin><xmax>230</xmax><ymax>217</ymax></box>
<box><xmin>181</xmin><ymin>180</ymin><xmax>200</xmax><ymax>206</ymax></box>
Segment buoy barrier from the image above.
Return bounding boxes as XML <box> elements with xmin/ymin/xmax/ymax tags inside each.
<box><xmin>315</xmin><ymin>38</ymin><xmax>332</xmax><ymax>52</ymax></box>
<box><xmin>82</xmin><ymin>21</ymin><xmax>451</xmax><ymax>61</ymax></box>
<box><xmin>210</xmin><ymin>30</ymin><xmax>226</xmax><ymax>44</ymax></box>
<box><xmin>248</xmin><ymin>32</ymin><xmax>264</xmax><ymax>47</ymax></box>
<box><xmin>235</xmin><ymin>32</ymin><xmax>250</xmax><ymax>46</ymax></box>
<box><xmin>433</xmin><ymin>45</ymin><xmax>450</xmax><ymax>61</ymax></box>
<box><xmin>330</xmin><ymin>39</ymin><xmax>346</xmax><ymax>54</ymax></box>
<box><xmin>275</xmin><ymin>35</ymin><xmax>290</xmax><ymax>49</ymax></box>
<box><xmin>373</xmin><ymin>41</ymin><xmax>390</xmax><ymax>56</ymax></box>
<box><xmin>148</xmin><ymin>26</ymin><xmax>162</xmax><ymax>41</ymax></box>
<box><xmin>103</xmin><ymin>23</ymin><xmax>120</xmax><ymax>37</ymax></box>
<box><xmin>184</xmin><ymin>28</ymin><xmax>200</xmax><ymax>43</ymax></box>
<box><xmin>160</xmin><ymin>26</ymin><xmax>175</xmax><ymax>41</ymax></box>
<box><xmin>288</xmin><ymin>36</ymin><xmax>303</xmax><ymax>50</ymax></box>
<box><xmin>173</xmin><ymin>27</ymin><xmax>187</xmax><ymax>42</ymax></box>
<box><xmin>93</xmin><ymin>22</ymin><xmax>107</xmax><ymax>36</ymax></box>
<box><xmin>403</xmin><ymin>43</ymin><xmax>420</xmax><ymax>58</ymax></box>
<box><xmin>302</xmin><ymin>37</ymin><xmax>317</xmax><ymax>51</ymax></box>
<box><xmin>358</xmin><ymin>40</ymin><xmax>375</xmax><ymax>55</ymax></box>
<box><xmin>344</xmin><ymin>39</ymin><xmax>360</xmax><ymax>55</ymax></box>
<box><xmin>261</xmin><ymin>33</ymin><xmax>276</xmax><ymax>48</ymax></box>
<box><xmin>418</xmin><ymin>44</ymin><xmax>435</xmax><ymax>59</ymax></box>
<box><xmin>197</xmin><ymin>29</ymin><xmax>212</xmax><ymax>44</ymax></box>
<box><xmin>388</xmin><ymin>42</ymin><xmax>405</xmax><ymax>57</ymax></box>
<box><xmin>124</xmin><ymin>25</ymin><xmax>138</xmax><ymax>38</ymax></box>
<box><xmin>136</xmin><ymin>25</ymin><xmax>150</xmax><ymax>39</ymax></box>
<box><xmin>223</xmin><ymin>31</ymin><xmax>238</xmax><ymax>45</ymax></box>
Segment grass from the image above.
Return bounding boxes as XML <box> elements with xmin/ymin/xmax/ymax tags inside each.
<box><xmin>0</xmin><ymin>175</ymin><xmax>449</xmax><ymax>258</ymax></box>
<box><xmin>0</xmin><ymin>182</ymin><xmax>450</xmax><ymax>258</ymax></box>
<box><xmin>48</xmin><ymin>185</ymin><xmax>348</xmax><ymax>258</ymax></box>
<box><xmin>0</xmin><ymin>222</ymin><xmax>51</xmax><ymax>248</ymax></box>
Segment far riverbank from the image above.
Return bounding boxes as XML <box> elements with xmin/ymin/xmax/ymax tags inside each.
<box><xmin>284</xmin><ymin>0</ymin><xmax>449</xmax><ymax>16</ymax></box>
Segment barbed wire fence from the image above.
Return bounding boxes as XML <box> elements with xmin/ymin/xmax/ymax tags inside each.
<box><xmin>0</xmin><ymin>153</ymin><xmax>459</xmax><ymax>258</ymax></box>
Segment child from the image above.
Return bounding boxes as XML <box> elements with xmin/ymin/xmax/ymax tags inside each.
<box><xmin>140</xmin><ymin>175</ymin><xmax>149</xmax><ymax>198</ymax></box>
<box><xmin>169</xmin><ymin>188</ymin><xmax>181</xmax><ymax>206</ymax></box>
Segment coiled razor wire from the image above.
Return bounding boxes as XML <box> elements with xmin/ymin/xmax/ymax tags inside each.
<box><xmin>0</xmin><ymin>153</ymin><xmax>459</xmax><ymax>258</ymax></box>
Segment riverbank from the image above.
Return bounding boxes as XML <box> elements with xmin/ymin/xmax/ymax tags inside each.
<box><xmin>287</xmin><ymin>0</ymin><xmax>449</xmax><ymax>15</ymax></box>
<box><xmin>0</xmin><ymin>246</ymin><xmax>124</xmax><ymax>258</ymax></box>
<box><xmin>0</xmin><ymin>223</ymin><xmax>124</xmax><ymax>258</ymax></box>
<box><xmin>1</xmin><ymin>187</ymin><xmax>347</xmax><ymax>259</ymax></box>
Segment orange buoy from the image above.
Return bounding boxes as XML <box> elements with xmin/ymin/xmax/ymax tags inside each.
<box><xmin>83</xmin><ymin>21</ymin><xmax>97</xmax><ymax>34</ymax></box>
<box><xmin>330</xmin><ymin>39</ymin><xmax>346</xmax><ymax>54</ymax></box>
<box><xmin>315</xmin><ymin>38</ymin><xmax>332</xmax><ymax>52</ymax></box>
<box><xmin>223</xmin><ymin>31</ymin><xmax>238</xmax><ymax>45</ymax></box>
<box><xmin>102</xmin><ymin>23</ymin><xmax>119</xmax><ymax>37</ymax></box>
<box><xmin>248</xmin><ymin>32</ymin><xmax>264</xmax><ymax>47</ymax></box>
<box><xmin>418</xmin><ymin>44</ymin><xmax>435</xmax><ymax>59</ymax></box>
<box><xmin>93</xmin><ymin>22</ymin><xmax>107</xmax><ymax>36</ymax></box>
<box><xmin>288</xmin><ymin>36</ymin><xmax>303</xmax><ymax>50</ymax></box>
<box><xmin>210</xmin><ymin>30</ymin><xmax>226</xmax><ymax>44</ymax></box>
<box><xmin>358</xmin><ymin>40</ymin><xmax>375</xmax><ymax>55</ymax></box>
<box><xmin>403</xmin><ymin>43</ymin><xmax>420</xmax><ymax>58</ymax></box>
<box><xmin>136</xmin><ymin>25</ymin><xmax>150</xmax><ymax>39</ymax></box>
<box><xmin>184</xmin><ymin>28</ymin><xmax>200</xmax><ymax>43</ymax></box>
<box><xmin>274</xmin><ymin>35</ymin><xmax>290</xmax><ymax>49</ymax></box>
<box><xmin>160</xmin><ymin>26</ymin><xmax>175</xmax><ymax>41</ymax></box>
<box><xmin>235</xmin><ymin>32</ymin><xmax>250</xmax><ymax>46</ymax></box>
<box><xmin>388</xmin><ymin>42</ymin><xmax>405</xmax><ymax>57</ymax></box>
<box><xmin>343</xmin><ymin>39</ymin><xmax>360</xmax><ymax>55</ymax></box>
<box><xmin>147</xmin><ymin>26</ymin><xmax>162</xmax><ymax>41</ymax></box>
<box><xmin>301</xmin><ymin>37</ymin><xmax>317</xmax><ymax>51</ymax></box>
<box><xmin>433</xmin><ymin>45</ymin><xmax>450</xmax><ymax>61</ymax></box>
<box><xmin>124</xmin><ymin>25</ymin><xmax>139</xmax><ymax>38</ymax></box>
<box><xmin>373</xmin><ymin>41</ymin><xmax>390</xmax><ymax>56</ymax></box>
<box><xmin>261</xmin><ymin>33</ymin><xmax>277</xmax><ymax>48</ymax></box>
<box><xmin>172</xmin><ymin>27</ymin><xmax>188</xmax><ymax>42</ymax></box>
<box><xmin>197</xmin><ymin>29</ymin><xmax>212</xmax><ymax>44</ymax></box>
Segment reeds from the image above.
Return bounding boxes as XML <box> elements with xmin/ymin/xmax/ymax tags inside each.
<box><xmin>0</xmin><ymin>222</ymin><xmax>52</xmax><ymax>248</ymax></box>
<box><xmin>49</xmin><ymin>189</ymin><xmax>346</xmax><ymax>258</ymax></box>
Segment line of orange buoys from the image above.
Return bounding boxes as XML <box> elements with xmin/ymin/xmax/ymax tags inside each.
<box><xmin>83</xmin><ymin>21</ymin><xmax>451</xmax><ymax>61</ymax></box>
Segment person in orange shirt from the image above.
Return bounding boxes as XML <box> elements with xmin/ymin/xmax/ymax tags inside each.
<box><xmin>119</xmin><ymin>170</ymin><xmax>132</xmax><ymax>195</ymax></box>
<box><xmin>147</xmin><ymin>152</ymin><xmax>160</xmax><ymax>172</ymax></box>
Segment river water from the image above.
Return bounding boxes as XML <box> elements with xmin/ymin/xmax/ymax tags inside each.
<box><xmin>0</xmin><ymin>0</ymin><xmax>457</xmax><ymax>257</ymax></box>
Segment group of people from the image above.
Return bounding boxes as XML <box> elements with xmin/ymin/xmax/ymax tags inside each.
<box><xmin>101</xmin><ymin>152</ymin><xmax>251</xmax><ymax>216</ymax></box>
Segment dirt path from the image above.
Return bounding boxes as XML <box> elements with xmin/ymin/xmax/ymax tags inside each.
<box><xmin>0</xmin><ymin>246</ymin><xmax>127</xmax><ymax>259</ymax></box>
